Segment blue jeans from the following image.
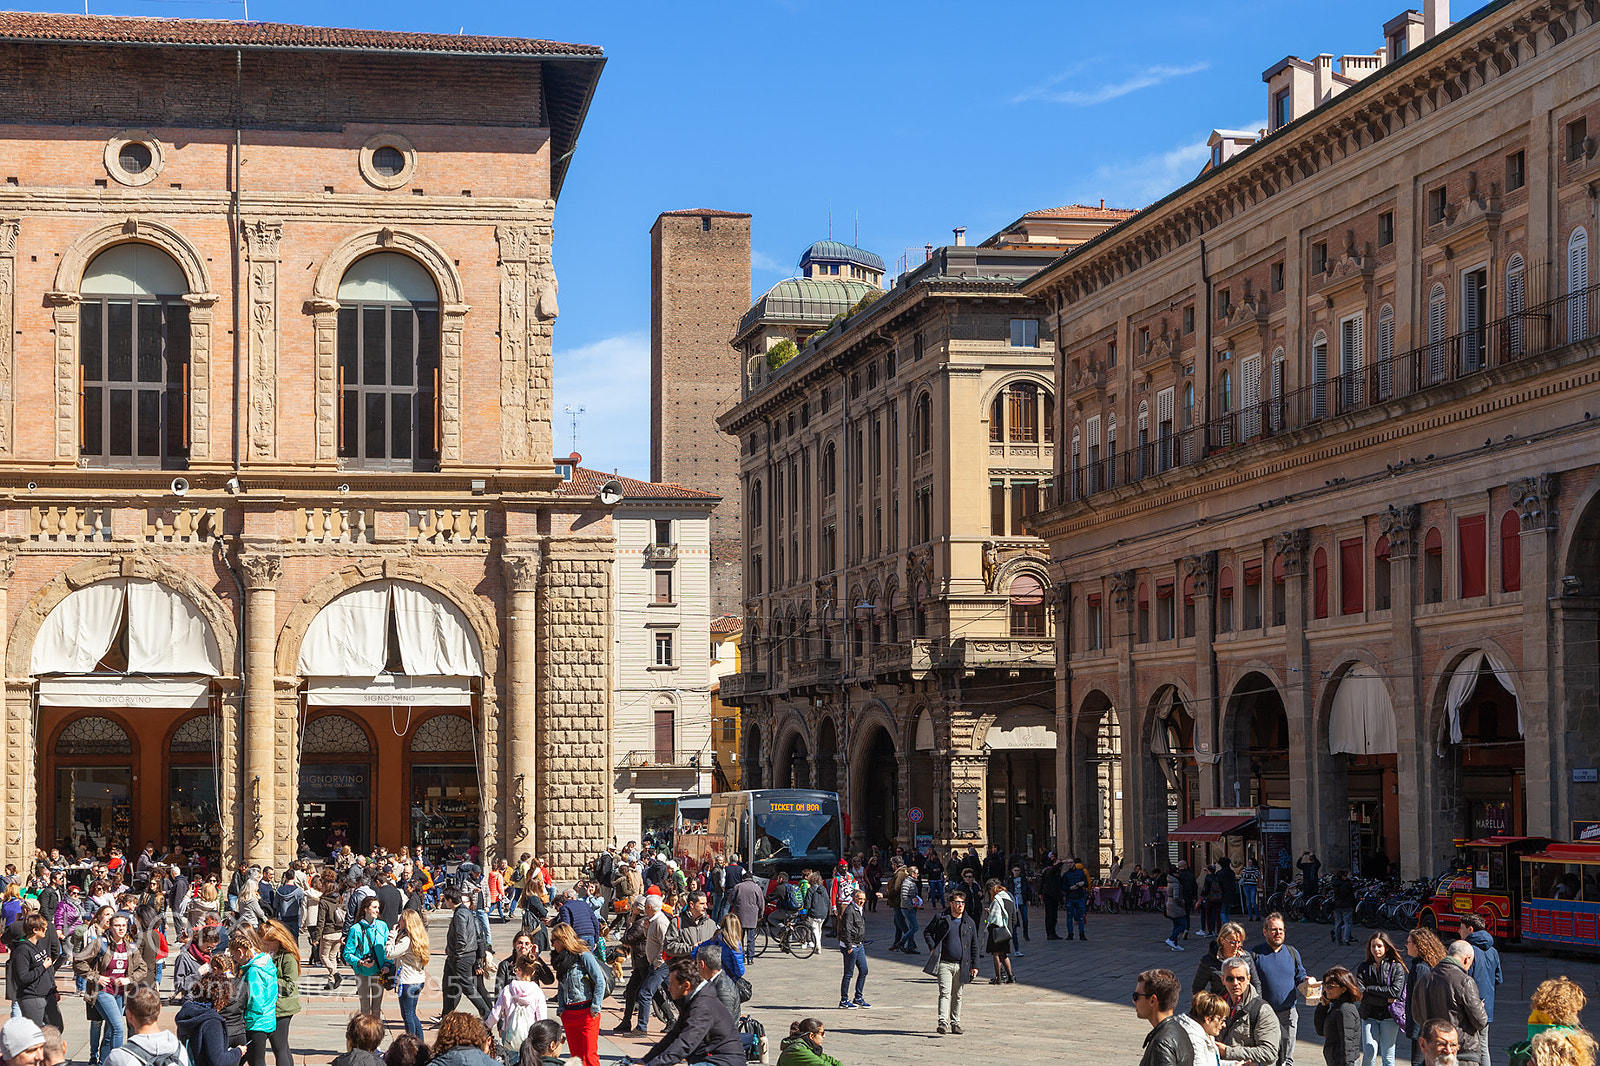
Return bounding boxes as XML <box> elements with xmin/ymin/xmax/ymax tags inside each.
<box><xmin>634</xmin><ymin>963</ymin><xmax>671</xmax><ymax>1030</ymax></box>
<box><xmin>1362</xmin><ymin>1017</ymin><xmax>1398</xmax><ymax>1066</ymax></box>
<box><xmin>1015</xmin><ymin>902</ymin><xmax>1030</xmax><ymax>940</ymax></box>
<box><xmin>94</xmin><ymin>992</ymin><xmax>126</xmax><ymax>1063</ymax></box>
<box><xmin>1065</xmin><ymin>899</ymin><xmax>1087</xmax><ymax>937</ymax></box>
<box><xmin>891</xmin><ymin>907</ymin><xmax>907</xmax><ymax>948</ymax></box>
<box><xmin>398</xmin><ymin>983</ymin><xmax>423</xmax><ymax>1037</ymax></box>
<box><xmin>897</xmin><ymin>907</ymin><xmax>919</xmax><ymax>950</ymax></box>
<box><xmin>927</xmin><ymin>879</ymin><xmax>945</xmax><ymax>907</ymax></box>
<box><xmin>1242</xmin><ymin>883</ymin><xmax>1259</xmax><ymax>919</ymax></box>
<box><xmin>1168</xmin><ymin>913</ymin><xmax>1188</xmax><ymax>941</ymax></box>
<box><xmin>1335</xmin><ymin>907</ymin><xmax>1355</xmax><ymax>944</ymax></box>
<box><xmin>839</xmin><ymin>944</ymin><xmax>867</xmax><ymax>1003</ymax></box>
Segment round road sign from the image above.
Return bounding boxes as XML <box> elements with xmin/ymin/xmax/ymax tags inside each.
<box><xmin>908</xmin><ymin>807</ymin><xmax>924</xmax><ymax>823</ymax></box>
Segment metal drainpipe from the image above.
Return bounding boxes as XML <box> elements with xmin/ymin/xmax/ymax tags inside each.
<box><xmin>232</xmin><ymin>49</ymin><xmax>243</xmax><ymax>481</ymax></box>
<box><xmin>1198</xmin><ymin>234</ymin><xmax>1223</xmax><ymax>807</ymax></box>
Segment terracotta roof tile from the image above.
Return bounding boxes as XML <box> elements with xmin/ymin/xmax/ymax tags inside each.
<box><xmin>659</xmin><ymin>209</ymin><xmax>752</xmax><ymax>218</ymax></box>
<box><xmin>710</xmin><ymin>615</ymin><xmax>743</xmax><ymax>635</ymax></box>
<box><xmin>1021</xmin><ymin>203</ymin><xmax>1140</xmax><ymax>220</ymax></box>
<box><xmin>556</xmin><ymin>466</ymin><xmax>720</xmax><ymax>502</ymax></box>
<box><xmin>0</xmin><ymin>12</ymin><xmax>602</xmax><ymax>56</ymax></box>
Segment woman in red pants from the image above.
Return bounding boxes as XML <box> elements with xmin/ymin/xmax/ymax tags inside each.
<box><xmin>548</xmin><ymin>922</ymin><xmax>606</xmax><ymax>1066</ymax></box>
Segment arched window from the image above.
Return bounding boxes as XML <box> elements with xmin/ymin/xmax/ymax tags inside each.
<box><xmin>411</xmin><ymin>713</ymin><xmax>473</xmax><ymax>752</ymax></box>
<box><xmin>79</xmin><ymin>244</ymin><xmax>192</xmax><ymax>468</ymax></box>
<box><xmin>302</xmin><ymin>714</ymin><xmax>372</xmax><ymax>754</ymax></box>
<box><xmin>1500</xmin><ymin>509</ymin><xmax>1522</xmax><ymax>592</ymax></box>
<box><xmin>337</xmin><ymin>253</ymin><xmax>441</xmax><ymax>470</ymax></box>
<box><xmin>915</xmin><ymin>392</ymin><xmax>932</xmax><ymax>453</ymax></box>
<box><xmin>989</xmin><ymin>394</ymin><xmax>1004</xmax><ymax>441</ymax></box>
<box><xmin>1007</xmin><ymin>383</ymin><xmax>1039</xmax><ymax>443</ymax></box>
<box><xmin>751</xmin><ymin>480</ymin><xmax>763</xmax><ymax>527</ymax></box>
<box><xmin>1570</xmin><ymin>228</ymin><xmax>1590</xmax><ymax>342</ymax></box>
<box><xmin>1505</xmin><ymin>256</ymin><xmax>1526</xmax><ymax>358</ymax></box>
<box><xmin>1137</xmin><ymin>401</ymin><xmax>1150</xmax><ymax>476</ymax></box>
<box><xmin>1009</xmin><ymin>573</ymin><xmax>1046</xmax><ymax>637</ymax></box>
<box><xmin>1423</xmin><ymin>526</ymin><xmax>1443</xmax><ymax>603</ymax></box>
<box><xmin>823</xmin><ymin>442</ymin><xmax>836</xmax><ymax>495</ymax></box>
<box><xmin>55</xmin><ymin>715</ymin><xmax>133</xmax><ymax>756</ymax></box>
<box><xmin>914</xmin><ymin>581</ymin><xmax>929</xmax><ymax>638</ymax></box>
<box><xmin>1313</xmin><ymin>546</ymin><xmax>1329</xmax><ymax>619</ymax></box>
<box><xmin>1377</xmin><ymin>305</ymin><xmax>1396</xmax><ymax>397</ymax></box>
<box><xmin>1311</xmin><ymin>330</ymin><xmax>1329</xmax><ymax>417</ymax></box>
<box><xmin>1218</xmin><ymin>369</ymin><xmax>1232</xmax><ymax>413</ymax></box>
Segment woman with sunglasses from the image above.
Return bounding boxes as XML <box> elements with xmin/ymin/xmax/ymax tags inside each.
<box><xmin>776</xmin><ymin>1017</ymin><xmax>838</xmax><ymax>1066</ymax></box>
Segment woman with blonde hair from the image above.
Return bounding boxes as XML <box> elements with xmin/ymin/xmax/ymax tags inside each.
<box><xmin>388</xmin><ymin>907</ymin><xmax>431</xmax><ymax>1038</ymax></box>
<box><xmin>1531</xmin><ymin>1030</ymin><xmax>1599</xmax><ymax>1066</ymax></box>
<box><xmin>1181</xmin><ymin>990</ymin><xmax>1230</xmax><ymax>1066</ymax></box>
<box><xmin>548</xmin><ymin>923</ymin><xmax>606</xmax><ymax>1066</ymax></box>
<box><xmin>256</xmin><ymin>920</ymin><xmax>301</xmax><ymax>1066</ymax></box>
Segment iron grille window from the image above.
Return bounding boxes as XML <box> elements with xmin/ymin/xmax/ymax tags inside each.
<box><xmin>337</xmin><ymin>303</ymin><xmax>441</xmax><ymax>469</ymax></box>
<box><xmin>80</xmin><ymin>297</ymin><xmax>191</xmax><ymax>468</ymax></box>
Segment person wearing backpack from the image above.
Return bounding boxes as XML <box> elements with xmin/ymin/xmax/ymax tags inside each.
<box><xmin>803</xmin><ymin>872</ymin><xmax>831</xmax><ymax>955</ymax></box>
<box><xmin>174</xmin><ymin>973</ymin><xmax>241</xmax><ymax>1066</ymax></box>
<box><xmin>1251</xmin><ymin>913</ymin><xmax>1313</xmax><ymax>1066</ymax></box>
<box><xmin>103</xmin><ymin>986</ymin><xmax>191</xmax><ymax>1066</ymax></box>
<box><xmin>487</xmin><ymin>958</ymin><xmax>550</xmax><ymax>1066</ymax></box>
<box><xmin>894</xmin><ymin>864</ymin><xmax>922</xmax><ymax>955</ymax></box>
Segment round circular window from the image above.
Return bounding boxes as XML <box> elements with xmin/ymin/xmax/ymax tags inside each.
<box><xmin>358</xmin><ymin>134</ymin><xmax>417</xmax><ymax>190</ymax></box>
<box><xmin>104</xmin><ymin>131</ymin><xmax>164</xmax><ymax>187</ymax></box>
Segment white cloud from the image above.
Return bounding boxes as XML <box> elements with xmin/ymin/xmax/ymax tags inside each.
<box><xmin>750</xmin><ymin>250</ymin><xmax>788</xmax><ymax>273</ymax></box>
<box><xmin>1014</xmin><ymin>62</ymin><xmax>1208</xmax><ymax>106</ymax></box>
<box><xmin>1070</xmin><ymin>120</ymin><xmax>1264</xmax><ymax>208</ymax></box>
<box><xmin>552</xmin><ymin>331</ymin><xmax>650</xmax><ymax>479</ymax></box>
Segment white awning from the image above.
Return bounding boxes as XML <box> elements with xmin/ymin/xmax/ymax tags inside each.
<box><xmin>305</xmin><ymin>675</ymin><xmax>473</xmax><ymax>706</ymax></box>
<box><xmin>984</xmin><ymin>708</ymin><xmax>1058</xmax><ymax>750</ymax></box>
<box><xmin>914</xmin><ymin>710</ymin><xmax>935</xmax><ymax>751</ymax></box>
<box><xmin>38</xmin><ymin>675</ymin><xmax>211</xmax><ymax>708</ymax></box>
<box><xmin>30</xmin><ymin>579</ymin><xmax>220</xmax><ymax>676</ymax></box>
<box><xmin>1441</xmin><ymin>650</ymin><xmax>1522</xmax><ymax>751</ymax></box>
<box><xmin>1328</xmin><ymin>666</ymin><xmax>1398</xmax><ymax>755</ymax></box>
<box><xmin>298</xmin><ymin>581</ymin><xmax>482</xmax><ymax>677</ymax></box>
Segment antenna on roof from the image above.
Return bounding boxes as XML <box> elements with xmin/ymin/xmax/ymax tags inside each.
<box><xmin>855</xmin><ymin>213</ymin><xmax>859</xmax><ymax>246</ymax></box>
<box><xmin>564</xmin><ymin>405</ymin><xmax>585</xmax><ymax>456</ymax></box>
<box><xmin>827</xmin><ymin>201</ymin><xmax>832</xmax><ymax>240</ymax></box>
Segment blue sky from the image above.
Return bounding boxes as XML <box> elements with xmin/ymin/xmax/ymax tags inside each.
<box><xmin>35</xmin><ymin>0</ymin><xmax>1442</xmax><ymax>479</ymax></box>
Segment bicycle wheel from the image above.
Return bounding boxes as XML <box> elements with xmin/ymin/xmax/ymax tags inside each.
<box><xmin>754</xmin><ymin>919</ymin><xmax>774</xmax><ymax>957</ymax></box>
<box><xmin>786</xmin><ymin>923</ymin><xmax>817</xmax><ymax>959</ymax></box>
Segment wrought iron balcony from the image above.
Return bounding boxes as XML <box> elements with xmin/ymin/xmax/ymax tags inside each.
<box><xmin>643</xmin><ymin>543</ymin><xmax>678</xmax><ymax>564</ymax></box>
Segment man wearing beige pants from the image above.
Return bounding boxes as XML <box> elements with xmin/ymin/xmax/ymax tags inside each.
<box><xmin>921</xmin><ymin>891</ymin><xmax>979</xmax><ymax>1036</ymax></box>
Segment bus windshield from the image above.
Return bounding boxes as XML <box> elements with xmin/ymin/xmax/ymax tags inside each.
<box><xmin>750</xmin><ymin>793</ymin><xmax>842</xmax><ymax>877</ymax></box>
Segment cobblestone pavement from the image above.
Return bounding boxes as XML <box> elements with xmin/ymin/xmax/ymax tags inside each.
<box><xmin>48</xmin><ymin>907</ymin><xmax>1600</xmax><ymax>1066</ymax></box>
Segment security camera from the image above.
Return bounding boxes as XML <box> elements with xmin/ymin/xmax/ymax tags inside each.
<box><xmin>224</xmin><ymin>477</ymin><xmax>241</xmax><ymax>495</ymax></box>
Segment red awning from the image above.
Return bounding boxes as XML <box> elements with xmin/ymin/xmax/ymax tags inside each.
<box><xmin>1169</xmin><ymin>814</ymin><xmax>1257</xmax><ymax>842</ymax></box>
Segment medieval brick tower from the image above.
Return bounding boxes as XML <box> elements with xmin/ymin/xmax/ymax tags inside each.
<box><xmin>650</xmin><ymin>210</ymin><xmax>751</xmax><ymax>618</ymax></box>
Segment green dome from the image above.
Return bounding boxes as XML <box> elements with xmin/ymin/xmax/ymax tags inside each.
<box><xmin>800</xmin><ymin>240</ymin><xmax>885</xmax><ymax>273</ymax></box>
<box><xmin>739</xmin><ymin>277</ymin><xmax>877</xmax><ymax>336</ymax></box>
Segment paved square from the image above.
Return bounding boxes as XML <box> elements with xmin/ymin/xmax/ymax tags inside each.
<box><xmin>53</xmin><ymin>907</ymin><xmax>1600</xmax><ymax>1066</ymax></box>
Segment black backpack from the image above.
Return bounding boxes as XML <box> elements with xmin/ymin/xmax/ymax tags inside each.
<box><xmin>737</xmin><ymin>1015</ymin><xmax>765</xmax><ymax>1062</ymax></box>
<box><xmin>594</xmin><ymin>852</ymin><xmax>616</xmax><ymax>887</ymax></box>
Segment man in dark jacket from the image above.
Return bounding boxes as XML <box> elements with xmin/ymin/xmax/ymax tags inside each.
<box><xmin>1178</xmin><ymin>861</ymin><xmax>1199</xmax><ymax>938</ymax></box>
<box><xmin>165</xmin><ymin>865</ymin><xmax>192</xmax><ymax>940</ymax></box>
<box><xmin>1063</xmin><ymin>860</ymin><xmax>1090</xmax><ymax>941</ymax></box>
<box><xmin>1137</xmin><ymin>967</ymin><xmax>1195</xmax><ymax>1066</ymax></box>
<box><xmin>836</xmin><ymin>888</ymin><xmax>869</xmax><ymax>1010</ymax></box>
<box><xmin>726</xmin><ymin>874</ymin><xmax>764</xmax><ymax>966</ymax></box>
<box><xmin>1218</xmin><ymin>957</ymin><xmax>1282</xmax><ymax>1063</ymax></box>
<box><xmin>1040</xmin><ymin>856</ymin><xmax>1065</xmax><ymax>940</ymax></box>
<box><xmin>556</xmin><ymin>890</ymin><xmax>601</xmax><ymax>947</ymax></box>
<box><xmin>373</xmin><ymin>871</ymin><xmax>404</xmax><ymax>931</ymax></box>
<box><xmin>441</xmin><ymin>887</ymin><xmax>491</xmax><ymax>1016</ymax></box>
<box><xmin>629</xmin><ymin>959</ymin><xmax>744</xmax><ymax>1066</ymax></box>
<box><xmin>922</xmin><ymin>890</ymin><xmax>978</xmax><ymax>1035</ymax></box>
<box><xmin>1415</xmin><ymin>940</ymin><xmax>1488</xmax><ymax>1064</ymax></box>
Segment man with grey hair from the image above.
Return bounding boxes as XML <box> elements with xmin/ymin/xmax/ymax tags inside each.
<box><xmin>1418</xmin><ymin>1020</ymin><xmax>1461</xmax><ymax>1066</ymax></box>
<box><xmin>1217</xmin><ymin>956</ymin><xmax>1281</xmax><ymax>1063</ymax></box>
<box><xmin>1415</xmin><ymin>942</ymin><xmax>1487</xmax><ymax>1064</ymax></box>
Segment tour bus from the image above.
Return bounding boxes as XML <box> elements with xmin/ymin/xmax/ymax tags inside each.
<box><xmin>675</xmin><ymin>789</ymin><xmax>844</xmax><ymax>888</ymax></box>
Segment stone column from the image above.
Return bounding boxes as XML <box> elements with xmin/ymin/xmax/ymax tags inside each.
<box><xmin>1510</xmin><ymin>476</ymin><xmax>1567</xmax><ymax>835</ymax></box>
<box><xmin>0</xmin><ymin>548</ymin><xmax>25</xmax><ymax>869</ymax></box>
<box><xmin>1381</xmin><ymin>504</ymin><xmax>1429</xmax><ymax>877</ymax></box>
<box><xmin>536</xmin><ymin>539</ymin><xmax>613</xmax><ymax>880</ymax></box>
<box><xmin>1275</xmin><ymin>530</ymin><xmax>1332</xmax><ymax>861</ymax></box>
<box><xmin>243</xmin><ymin>220</ymin><xmax>282</xmax><ymax>462</ymax></box>
<box><xmin>239</xmin><ymin>551</ymin><xmax>280</xmax><ymax>865</ymax></box>
<box><xmin>0</xmin><ymin>219</ymin><xmax>17</xmax><ymax>457</ymax></box>
<box><xmin>503</xmin><ymin>549</ymin><xmax>542</xmax><ymax>858</ymax></box>
<box><xmin>1186</xmin><ymin>553</ymin><xmax>1221</xmax><ymax>808</ymax></box>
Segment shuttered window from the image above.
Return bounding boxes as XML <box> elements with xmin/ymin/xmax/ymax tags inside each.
<box><xmin>1339</xmin><ymin>314</ymin><xmax>1363</xmax><ymax>410</ymax></box>
<box><xmin>1570</xmin><ymin>228</ymin><xmax>1590</xmax><ymax>342</ymax></box>
<box><xmin>1500</xmin><ymin>509</ymin><xmax>1522</xmax><ymax>592</ymax></box>
<box><xmin>1313</xmin><ymin>547</ymin><xmax>1329</xmax><ymax>619</ymax></box>
<box><xmin>1427</xmin><ymin>283</ymin><xmax>1449</xmax><ymax>382</ymax></box>
<box><xmin>1240</xmin><ymin>355</ymin><xmax>1261</xmax><ymax>439</ymax></box>
<box><xmin>1377</xmin><ymin>306</ymin><xmax>1395</xmax><ymax>397</ymax></box>
<box><xmin>1311</xmin><ymin>332</ymin><xmax>1329</xmax><ymax>418</ymax></box>
<box><xmin>1505</xmin><ymin>256</ymin><xmax>1526</xmax><ymax>357</ymax></box>
<box><xmin>1340</xmin><ymin>538</ymin><xmax>1364</xmax><ymax>615</ymax></box>
<box><xmin>1458</xmin><ymin>515</ymin><xmax>1487</xmax><ymax>598</ymax></box>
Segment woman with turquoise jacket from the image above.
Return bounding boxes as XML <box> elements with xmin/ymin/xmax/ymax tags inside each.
<box><xmin>233</xmin><ymin>927</ymin><xmax>280</xmax><ymax>1066</ymax></box>
<box><xmin>341</xmin><ymin>895</ymin><xmax>391</xmax><ymax>1020</ymax></box>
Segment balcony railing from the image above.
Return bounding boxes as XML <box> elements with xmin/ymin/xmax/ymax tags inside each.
<box><xmin>718</xmin><ymin>672</ymin><xmax>766</xmax><ymax>701</ymax></box>
<box><xmin>1068</xmin><ymin>283</ymin><xmax>1600</xmax><ymax>501</ymax></box>
<box><xmin>643</xmin><ymin>543</ymin><xmax>678</xmax><ymax>564</ymax></box>
<box><xmin>616</xmin><ymin>750</ymin><xmax>697</xmax><ymax>770</ymax></box>
<box><xmin>786</xmin><ymin>657</ymin><xmax>842</xmax><ymax>690</ymax></box>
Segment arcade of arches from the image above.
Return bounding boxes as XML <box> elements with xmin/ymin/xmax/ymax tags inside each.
<box><xmin>751</xmin><ymin>689</ymin><xmax>1058</xmax><ymax>860</ymax></box>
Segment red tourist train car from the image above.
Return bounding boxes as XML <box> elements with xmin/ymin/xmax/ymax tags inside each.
<box><xmin>1416</xmin><ymin>836</ymin><xmax>1553</xmax><ymax>940</ymax></box>
<box><xmin>1518</xmin><ymin>841</ymin><xmax>1600</xmax><ymax>952</ymax></box>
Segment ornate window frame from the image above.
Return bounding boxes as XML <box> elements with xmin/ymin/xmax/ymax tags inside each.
<box><xmin>49</xmin><ymin>220</ymin><xmax>219</xmax><ymax>463</ymax></box>
<box><xmin>358</xmin><ymin>132</ymin><xmax>418</xmax><ymax>191</ymax></box>
<box><xmin>308</xmin><ymin>229</ymin><xmax>468</xmax><ymax>465</ymax></box>
<box><xmin>104</xmin><ymin>130</ymin><xmax>165</xmax><ymax>189</ymax></box>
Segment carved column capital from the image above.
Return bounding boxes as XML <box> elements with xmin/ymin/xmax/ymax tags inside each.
<box><xmin>502</xmin><ymin>550</ymin><xmax>542</xmax><ymax>592</ymax></box>
<box><xmin>0</xmin><ymin>219</ymin><xmax>16</xmax><ymax>257</ymax></box>
<box><xmin>243</xmin><ymin>219</ymin><xmax>283</xmax><ymax>261</ymax></box>
<box><xmin>1273</xmin><ymin>529</ymin><xmax>1312</xmax><ymax>576</ymax></box>
<box><xmin>1184</xmin><ymin>551</ymin><xmax>1219</xmax><ymax>596</ymax></box>
<box><xmin>1379</xmin><ymin>503</ymin><xmax>1421</xmax><ymax>558</ymax></box>
<box><xmin>496</xmin><ymin>225</ymin><xmax>536</xmax><ymax>262</ymax></box>
<box><xmin>1109</xmin><ymin>569</ymin><xmax>1137</xmax><ymax>609</ymax></box>
<box><xmin>0</xmin><ymin>550</ymin><xmax>15</xmax><ymax>584</ymax></box>
<box><xmin>1509</xmin><ymin>474</ymin><xmax>1559</xmax><ymax>532</ymax></box>
<box><xmin>238</xmin><ymin>552</ymin><xmax>281</xmax><ymax>590</ymax></box>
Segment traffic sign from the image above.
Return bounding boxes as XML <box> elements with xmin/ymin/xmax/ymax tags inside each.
<box><xmin>908</xmin><ymin>807</ymin><xmax>924</xmax><ymax>823</ymax></box>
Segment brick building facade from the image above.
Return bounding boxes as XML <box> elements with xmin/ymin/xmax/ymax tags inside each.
<box><xmin>0</xmin><ymin>13</ymin><xmax>611</xmax><ymax>874</ymax></box>
<box><xmin>650</xmin><ymin>210</ymin><xmax>750</xmax><ymax>618</ymax></box>
<box><xmin>1026</xmin><ymin>0</ymin><xmax>1600</xmax><ymax>879</ymax></box>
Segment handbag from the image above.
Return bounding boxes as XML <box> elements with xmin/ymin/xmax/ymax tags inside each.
<box><xmin>1388</xmin><ymin>979</ymin><xmax>1407</xmax><ymax>1028</ymax></box>
<box><xmin>735</xmin><ymin>976</ymin><xmax>753</xmax><ymax>1003</ymax></box>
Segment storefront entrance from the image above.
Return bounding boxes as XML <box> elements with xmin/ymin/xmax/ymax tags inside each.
<box><xmin>55</xmin><ymin>765</ymin><xmax>132</xmax><ymax>855</ymax></box>
<box><xmin>300</xmin><ymin>760</ymin><xmax>373</xmax><ymax>857</ymax></box>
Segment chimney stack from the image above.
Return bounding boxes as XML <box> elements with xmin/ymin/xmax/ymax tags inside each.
<box><xmin>924</xmin><ymin>243</ymin><xmax>933</xmax><ymax>262</ymax></box>
<box><xmin>952</xmin><ymin>226</ymin><xmax>967</xmax><ymax>247</ymax></box>
<box><xmin>1424</xmin><ymin>0</ymin><xmax>1450</xmax><ymax>39</ymax></box>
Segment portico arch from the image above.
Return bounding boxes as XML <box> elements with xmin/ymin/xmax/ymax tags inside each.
<box><xmin>1317</xmin><ymin>656</ymin><xmax>1400</xmax><ymax>876</ymax></box>
<box><xmin>1072</xmin><ymin>687</ymin><xmax>1121</xmax><ymax>868</ymax></box>
<box><xmin>1425</xmin><ymin>642</ymin><xmax>1526</xmax><ymax>850</ymax></box>
<box><xmin>848</xmin><ymin>702</ymin><xmax>902</xmax><ymax>851</ymax></box>
<box><xmin>773</xmin><ymin>715</ymin><xmax>812</xmax><ymax>790</ymax></box>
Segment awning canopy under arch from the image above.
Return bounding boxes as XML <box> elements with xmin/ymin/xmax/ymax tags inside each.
<box><xmin>1328</xmin><ymin>666</ymin><xmax>1399</xmax><ymax>756</ymax></box>
<box><xmin>297</xmin><ymin>580</ymin><xmax>483</xmax><ymax>678</ymax></box>
<box><xmin>31</xmin><ymin>578</ymin><xmax>221</xmax><ymax>676</ymax></box>
<box><xmin>983</xmin><ymin>707</ymin><xmax>1057</xmax><ymax>750</ymax></box>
